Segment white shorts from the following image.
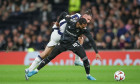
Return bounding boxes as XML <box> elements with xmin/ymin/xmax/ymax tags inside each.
<box><xmin>47</xmin><ymin>30</ymin><xmax>61</xmax><ymax>47</ymax></box>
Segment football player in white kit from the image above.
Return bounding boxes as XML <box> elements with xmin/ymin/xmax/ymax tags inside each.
<box><xmin>25</xmin><ymin>11</ymin><xmax>92</xmax><ymax>79</ymax></box>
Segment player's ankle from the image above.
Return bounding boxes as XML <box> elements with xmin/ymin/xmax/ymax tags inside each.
<box><xmin>86</xmin><ymin>74</ymin><xmax>90</xmax><ymax>77</ymax></box>
<box><xmin>35</xmin><ymin>69</ymin><xmax>39</xmax><ymax>72</ymax></box>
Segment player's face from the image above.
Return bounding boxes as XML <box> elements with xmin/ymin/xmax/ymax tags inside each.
<box><xmin>79</xmin><ymin>23</ymin><xmax>87</xmax><ymax>29</ymax></box>
<box><xmin>82</xmin><ymin>14</ymin><xmax>91</xmax><ymax>23</ymax></box>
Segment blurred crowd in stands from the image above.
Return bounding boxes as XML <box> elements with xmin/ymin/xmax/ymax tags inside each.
<box><xmin>0</xmin><ymin>0</ymin><xmax>140</xmax><ymax>51</ymax></box>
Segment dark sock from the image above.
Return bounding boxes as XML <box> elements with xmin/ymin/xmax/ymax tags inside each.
<box><xmin>83</xmin><ymin>59</ymin><xmax>90</xmax><ymax>74</ymax></box>
<box><xmin>37</xmin><ymin>57</ymin><xmax>50</xmax><ymax>70</ymax></box>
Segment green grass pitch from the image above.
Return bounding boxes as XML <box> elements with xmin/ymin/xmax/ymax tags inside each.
<box><xmin>0</xmin><ymin>65</ymin><xmax>140</xmax><ymax>84</ymax></box>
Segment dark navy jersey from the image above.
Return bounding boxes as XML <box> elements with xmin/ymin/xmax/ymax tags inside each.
<box><xmin>60</xmin><ymin>17</ymin><xmax>82</xmax><ymax>44</ymax></box>
<box><xmin>60</xmin><ymin>15</ymin><xmax>98</xmax><ymax>53</ymax></box>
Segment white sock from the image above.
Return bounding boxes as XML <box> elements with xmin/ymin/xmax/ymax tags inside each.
<box><xmin>28</xmin><ymin>55</ymin><xmax>42</xmax><ymax>72</ymax></box>
<box><xmin>35</xmin><ymin>69</ymin><xmax>39</xmax><ymax>72</ymax></box>
<box><xmin>75</xmin><ymin>54</ymin><xmax>81</xmax><ymax>62</ymax></box>
<box><xmin>86</xmin><ymin>74</ymin><xmax>90</xmax><ymax>77</ymax></box>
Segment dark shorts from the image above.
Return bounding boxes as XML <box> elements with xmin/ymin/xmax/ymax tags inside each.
<box><xmin>47</xmin><ymin>41</ymin><xmax>88</xmax><ymax>61</ymax></box>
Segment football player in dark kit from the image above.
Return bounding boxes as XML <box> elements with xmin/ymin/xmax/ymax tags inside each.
<box><xmin>27</xmin><ymin>12</ymin><xmax>101</xmax><ymax>80</ymax></box>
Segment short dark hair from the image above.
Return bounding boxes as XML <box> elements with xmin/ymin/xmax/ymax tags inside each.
<box><xmin>78</xmin><ymin>18</ymin><xmax>87</xmax><ymax>25</ymax></box>
<box><xmin>84</xmin><ymin>9</ymin><xmax>92</xmax><ymax>16</ymax></box>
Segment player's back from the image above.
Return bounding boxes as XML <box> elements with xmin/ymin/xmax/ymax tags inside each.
<box><xmin>59</xmin><ymin>13</ymin><xmax>81</xmax><ymax>33</ymax></box>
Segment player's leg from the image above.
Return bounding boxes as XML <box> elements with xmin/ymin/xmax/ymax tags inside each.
<box><xmin>70</xmin><ymin>43</ymin><xmax>96</xmax><ymax>80</ymax></box>
<box><xmin>26</xmin><ymin>28</ymin><xmax>61</xmax><ymax>72</ymax></box>
<box><xmin>27</xmin><ymin>46</ymin><xmax>54</xmax><ymax>72</ymax></box>
<box><xmin>75</xmin><ymin>48</ymin><xmax>96</xmax><ymax>80</ymax></box>
<box><xmin>74</xmin><ymin>54</ymin><xmax>83</xmax><ymax>66</ymax></box>
<box><xmin>74</xmin><ymin>36</ymin><xmax>84</xmax><ymax>66</ymax></box>
<box><xmin>26</xmin><ymin>40</ymin><xmax>56</xmax><ymax>72</ymax></box>
<box><xmin>25</xmin><ymin>27</ymin><xmax>61</xmax><ymax>80</ymax></box>
<box><xmin>25</xmin><ymin>46</ymin><xmax>54</xmax><ymax>80</ymax></box>
<box><xmin>37</xmin><ymin>44</ymin><xmax>66</xmax><ymax>70</ymax></box>
<box><xmin>72</xmin><ymin>45</ymin><xmax>90</xmax><ymax>74</ymax></box>
<box><xmin>27</xmin><ymin>44</ymin><xmax>66</xmax><ymax>77</ymax></box>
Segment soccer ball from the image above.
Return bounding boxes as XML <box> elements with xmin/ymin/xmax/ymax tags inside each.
<box><xmin>114</xmin><ymin>70</ymin><xmax>125</xmax><ymax>81</ymax></box>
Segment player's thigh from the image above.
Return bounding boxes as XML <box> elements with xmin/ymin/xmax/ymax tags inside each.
<box><xmin>59</xmin><ymin>23</ymin><xmax>67</xmax><ymax>32</ymax></box>
<box><xmin>75</xmin><ymin>46</ymin><xmax>87</xmax><ymax>59</ymax></box>
<box><xmin>69</xmin><ymin>42</ymin><xmax>87</xmax><ymax>59</ymax></box>
<box><xmin>47</xmin><ymin>30</ymin><xmax>61</xmax><ymax>47</ymax></box>
<box><xmin>47</xmin><ymin>44</ymin><xmax>66</xmax><ymax>60</ymax></box>
<box><xmin>52</xmin><ymin>31</ymin><xmax>61</xmax><ymax>43</ymax></box>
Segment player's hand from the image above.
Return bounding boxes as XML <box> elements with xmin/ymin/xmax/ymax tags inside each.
<box><xmin>78</xmin><ymin>36</ymin><xmax>84</xmax><ymax>45</ymax></box>
<box><xmin>96</xmin><ymin>53</ymin><xmax>102</xmax><ymax>61</ymax></box>
<box><xmin>55</xmin><ymin>22</ymin><xmax>60</xmax><ymax>27</ymax></box>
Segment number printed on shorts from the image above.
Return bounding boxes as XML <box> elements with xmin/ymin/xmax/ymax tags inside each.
<box><xmin>72</xmin><ymin>43</ymin><xmax>80</xmax><ymax>47</ymax></box>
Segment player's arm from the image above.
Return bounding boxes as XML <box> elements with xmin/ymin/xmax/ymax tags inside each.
<box><xmin>57</xmin><ymin>12</ymin><xmax>68</xmax><ymax>23</ymax></box>
<box><xmin>55</xmin><ymin>12</ymin><xmax>68</xmax><ymax>27</ymax></box>
<box><xmin>70</xmin><ymin>13</ymin><xmax>81</xmax><ymax>20</ymax></box>
<box><xmin>83</xmin><ymin>29</ymin><xmax>98</xmax><ymax>53</ymax></box>
<box><xmin>83</xmin><ymin>29</ymin><xmax>102</xmax><ymax>60</ymax></box>
<box><xmin>56</xmin><ymin>12</ymin><xmax>71</xmax><ymax>26</ymax></box>
<box><xmin>78</xmin><ymin>35</ymin><xmax>84</xmax><ymax>45</ymax></box>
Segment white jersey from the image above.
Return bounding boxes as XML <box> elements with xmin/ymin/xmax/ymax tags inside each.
<box><xmin>58</xmin><ymin>13</ymin><xmax>81</xmax><ymax>33</ymax></box>
<box><xmin>47</xmin><ymin>13</ymin><xmax>81</xmax><ymax>47</ymax></box>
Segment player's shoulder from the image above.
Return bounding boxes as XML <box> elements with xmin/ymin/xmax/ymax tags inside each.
<box><xmin>75</xmin><ymin>13</ymin><xmax>81</xmax><ymax>18</ymax></box>
<box><xmin>71</xmin><ymin>13</ymin><xmax>81</xmax><ymax>19</ymax></box>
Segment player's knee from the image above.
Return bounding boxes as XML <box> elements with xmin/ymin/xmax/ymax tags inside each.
<box><xmin>44</xmin><ymin>53</ymin><xmax>49</xmax><ymax>58</ymax></box>
<box><xmin>40</xmin><ymin>51</ymin><xmax>50</xmax><ymax>59</ymax></box>
<box><xmin>40</xmin><ymin>51</ymin><xmax>46</xmax><ymax>57</ymax></box>
<box><xmin>82</xmin><ymin>56</ymin><xmax>88</xmax><ymax>62</ymax></box>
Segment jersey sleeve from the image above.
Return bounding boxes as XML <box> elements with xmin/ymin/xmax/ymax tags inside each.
<box><xmin>83</xmin><ymin>29</ymin><xmax>98</xmax><ymax>53</ymax></box>
<box><xmin>59</xmin><ymin>13</ymin><xmax>81</xmax><ymax>27</ymax></box>
<box><xmin>70</xmin><ymin>13</ymin><xmax>81</xmax><ymax>20</ymax></box>
<box><xmin>57</xmin><ymin>12</ymin><xmax>68</xmax><ymax>23</ymax></box>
